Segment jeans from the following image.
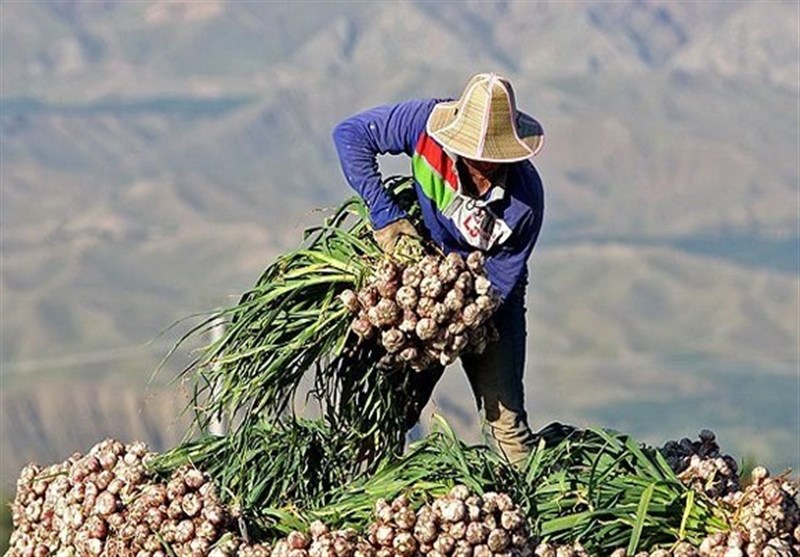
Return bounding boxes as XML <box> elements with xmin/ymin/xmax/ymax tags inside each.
<box><xmin>404</xmin><ymin>273</ymin><xmax>536</xmax><ymax>464</ymax></box>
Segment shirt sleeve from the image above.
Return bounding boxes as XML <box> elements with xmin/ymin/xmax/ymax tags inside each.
<box><xmin>484</xmin><ymin>208</ymin><xmax>543</xmax><ymax>303</ymax></box>
<box><xmin>332</xmin><ymin>99</ymin><xmax>438</xmax><ymax>229</ymax></box>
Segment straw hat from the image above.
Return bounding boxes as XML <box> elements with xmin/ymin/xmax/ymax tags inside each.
<box><xmin>427</xmin><ymin>73</ymin><xmax>544</xmax><ymax>163</ymax></box>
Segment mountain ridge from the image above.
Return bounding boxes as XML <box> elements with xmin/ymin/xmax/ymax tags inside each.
<box><xmin>1</xmin><ymin>0</ymin><xmax>797</xmax><ymax>488</ymax></box>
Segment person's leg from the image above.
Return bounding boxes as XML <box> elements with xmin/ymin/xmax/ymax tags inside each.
<box><xmin>460</xmin><ymin>275</ymin><xmax>536</xmax><ymax>465</ymax></box>
<box><xmin>403</xmin><ymin>365</ymin><xmax>446</xmax><ymax>431</ymax></box>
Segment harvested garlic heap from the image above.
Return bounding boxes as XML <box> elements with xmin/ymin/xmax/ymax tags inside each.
<box><xmin>267</xmin><ymin>522</ymin><xmax>373</xmax><ymax>557</ymax></box>
<box><xmin>340</xmin><ymin>251</ymin><xmax>500</xmax><ymax>371</ymax></box>
<box><xmin>365</xmin><ymin>487</ymin><xmax>531</xmax><ymax>557</ymax></box>
<box><xmin>717</xmin><ymin>467</ymin><xmax>800</xmax><ymax>557</ymax></box>
<box><xmin>657</xmin><ymin>431</ymin><xmax>800</xmax><ymax>557</ymax></box>
<box><xmin>8</xmin><ymin>433</ymin><xmax>800</xmax><ymax>557</ymax></box>
<box><xmin>7</xmin><ymin>439</ymin><xmax>270</xmax><ymax>557</ymax></box>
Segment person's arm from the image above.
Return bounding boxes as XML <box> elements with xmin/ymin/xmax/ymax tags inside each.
<box><xmin>332</xmin><ymin>99</ymin><xmax>437</xmax><ymax>229</ymax></box>
<box><xmin>484</xmin><ymin>208</ymin><xmax>543</xmax><ymax>303</ymax></box>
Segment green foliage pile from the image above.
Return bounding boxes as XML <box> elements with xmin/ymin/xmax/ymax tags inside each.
<box><xmin>154</xmin><ymin>179</ymin><xmax>728</xmax><ymax>554</ymax></box>
<box><xmin>161</xmin><ymin>177</ymin><xmax>425</xmax><ymax>462</ymax></box>
<box><xmin>152</xmin><ymin>418</ymin><xmax>728</xmax><ymax>554</ymax></box>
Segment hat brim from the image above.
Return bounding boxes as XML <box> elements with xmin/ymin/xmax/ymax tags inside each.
<box><xmin>427</xmin><ymin>100</ymin><xmax>544</xmax><ymax>163</ymax></box>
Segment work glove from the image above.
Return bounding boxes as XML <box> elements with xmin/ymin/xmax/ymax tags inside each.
<box><xmin>373</xmin><ymin>218</ymin><xmax>420</xmax><ymax>255</ymax></box>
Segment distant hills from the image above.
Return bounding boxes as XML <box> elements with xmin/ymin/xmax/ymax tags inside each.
<box><xmin>1</xmin><ymin>0</ymin><xmax>798</xmax><ymax>488</ymax></box>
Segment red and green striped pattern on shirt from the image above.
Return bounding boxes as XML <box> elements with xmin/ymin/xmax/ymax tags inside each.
<box><xmin>411</xmin><ymin>131</ymin><xmax>458</xmax><ymax>212</ymax></box>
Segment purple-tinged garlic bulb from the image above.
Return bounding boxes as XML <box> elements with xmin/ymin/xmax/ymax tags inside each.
<box><xmin>416</xmin><ymin>318</ymin><xmax>438</xmax><ymax>341</ymax></box>
<box><xmin>416</xmin><ymin>297</ymin><xmax>436</xmax><ymax>318</ymax></box>
<box><xmin>475</xmin><ymin>295</ymin><xmax>495</xmax><ymax>313</ymax></box>
<box><xmin>441</xmin><ymin>500</ymin><xmax>466</xmax><ymax>523</ymax></box>
<box><xmin>500</xmin><ymin>510</ymin><xmax>524</xmax><ymax>531</ymax></box>
<box><xmin>402</xmin><ymin>266</ymin><xmax>423</xmax><ymax>288</ymax></box>
<box><xmin>473</xmin><ymin>276</ymin><xmax>492</xmax><ymax>297</ymax></box>
<box><xmin>420</xmin><ymin>276</ymin><xmax>444</xmax><ymax>300</ymax></box>
<box><xmin>367</xmin><ymin>307</ymin><xmax>383</xmax><ymax>328</ymax></box>
<box><xmin>351</xmin><ymin>317</ymin><xmax>374</xmax><ymax>340</ymax></box>
<box><xmin>446</xmin><ymin>252</ymin><xmax>466</xmax><ymax>271</ymax></box>
<box><xmin>466</xmin><ymin>523</ymin><xmax>488</xmax><ymax>545</ymax></box>
<box><xmin>399</xmin><ymin>346</ymin><xmax>419</xmax><ymax>363</ymax></box>
<box><xmin>431</xmin><ymin>303</ymin><xmax>450</xmax><ymax>324</ymax></box>
<box><xmin>357</xmin><ymin>287</ymin><xmax>379</xmax><ymax>310</ymax></box>
<box><xmin>339</xmin><ymin>290</ymin><xmax>360</xmax><ymax>313</ymax></box>
<box><xmin>377</xmin><ymin>280</ymin><xmax>399</xmax><ymax>300</ymax></box>
<box><xmin>393</xmin><ymin>532</ymin><xmax>417</xmax><ymax>557</ymax></box>
<box><xmin>455</xmin><ymin>272</ymin><xmax>473</xmax><ymax>295</ymax></box>
<box><xmin>287</xmin><ymin>531</ymin><xmax>309</xmax><ymax>550</ymax></box>
<box><xmin>486</xmin><ymin>529</ymin><xmax>510</xmax><ymax>552</ymax></box>
<box><xmin>448</xmin><ymin>320</ymin><xmax>468</xmax><ymax>336</ymax></box>
<box><xmin>419</xmin><ymin>255</ymin><xmax>440</xmax><ymax>277</ymax></box>
<box><xmin>462</xmin><ymin>304</ymin><xmax>482</xmax><ymax>328</ymax></box>
<box><xmin>382</xmin><ymin>329</ymin><xmax>406</xmax><ymax>354</ymax></box>
<box><xmin>438</xmin><ymin>261</ymin><xmax>460</xmax><ymax>285</ymax></box>
<box><xmin>466</xmin><ymin>252</ymin><xmax>486</xmax><ymax>273</ymax></box>
<box><xmin>374</xmin><ymin>299</ymin><xmax>401</xmax><ymax>327</ymax></box>
<box><xmin>376</xmin><ymin>260</ymin><xmax>400</xmax><ymax>283</ymax></box>
<box><xmin>396</xmin><ymin>286</ymin><xmax>419</xmax><ymax>310</ymax></box>
<box><xmin>399</xmin><ymin>310</ymin><xmax>418</xmax><ymax>334</ymax></box>
<box><xmin>444</xmin><ymin>289</ymin><xmax>465</xmax><ymax>313</ymax></box>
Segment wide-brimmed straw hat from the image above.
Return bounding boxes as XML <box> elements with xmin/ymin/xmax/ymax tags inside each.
<box><xmin>427</xmin><ymin>72</ymin><xmax>544</xmax><ymax>163</ymax></box>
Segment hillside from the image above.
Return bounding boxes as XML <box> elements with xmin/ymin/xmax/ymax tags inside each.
<box><xmin>1</xmin><ymin>0</ymin><xmax>798</xmax><ymax>488</ymax></box>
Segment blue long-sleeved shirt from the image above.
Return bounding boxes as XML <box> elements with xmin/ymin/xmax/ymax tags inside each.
<box><xmin>333</xmin><ymin>98</ymin><xmax>544</xmax><ymax>302</ymax></box>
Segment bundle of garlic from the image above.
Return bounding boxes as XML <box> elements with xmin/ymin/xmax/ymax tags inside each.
<box><xmin>8</xmin><ymin>439</ymin><xmax>154</xmax><ymax>556</ymax></box>
<box><xmin>365</xmin><ymin>486</ymin><xmax>531</xmax><ymax>557</ymax></box>
<box><xmin>658</xmin><ymin>432</ymin><xmax>800</xmax><ymax>557</ymax></box>
<box><xmin>602</xmin><ymin>540</ymin><xmax>713</xmax><ymax>557</ymax></box>
<box><xmin>341</xmin><ymin>251</ymin><xmax>500</xmax><ymax>371</ymax></box>
<box><xmin>269</xmin><ymin>521</ymin><xmax>374</xmax><ymax>557</ymax></box>
<box><xmin>719</xmin><ymin>467</ymin><xmax>800</xmax><ymax>557</ymax></box>
<box><xmin>5</xmin><ymin>439</ymin><xmax>267</xmax><ymax>557</ymax></box>
<box><xmin>112</xmin><ymin>464</ymin><xmax>239</xmax><ymax>556</ymax></box>
<box><xmin>535</xmin><ymin>541</ymin><xmax>591</xmax><ymax>557</ymax></box>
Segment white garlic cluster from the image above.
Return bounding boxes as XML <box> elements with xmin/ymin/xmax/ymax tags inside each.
<box><xmin>5</xmin><ymin>439</ymin><xmax>269</xmax><ymax>557</ymax></box>
<box><xmin>342</xmin><ymin>252</ymin><xmax>500</xmax><ymax>371</ymax></box>
<box><xmin>366</xmin><ymin>486</ymin><xmax>531</xmax><ymax>557</ymax></box>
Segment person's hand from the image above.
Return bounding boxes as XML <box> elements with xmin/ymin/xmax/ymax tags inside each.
<box><xmin>373</xmin><ymin>219</ymin><xmax>420</xmax><ymax>255</ymax></box>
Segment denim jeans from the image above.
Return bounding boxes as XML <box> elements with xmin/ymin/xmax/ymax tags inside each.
<box><xmin>404</xmin><ymin>272</ymin><xmax>536</xmax><ymax>464</ymax></box>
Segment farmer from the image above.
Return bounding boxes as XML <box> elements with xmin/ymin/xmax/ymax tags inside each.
<box><xmin>332</xmin><ymin>73</ymin><xmax>545</xmax><ymax>464</ymax></box>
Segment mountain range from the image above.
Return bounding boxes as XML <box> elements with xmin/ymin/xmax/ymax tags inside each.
<box><xmin>1</xmin><ymin>0</ymin><xmax>798</xmax><ymax>494</ymax></box>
